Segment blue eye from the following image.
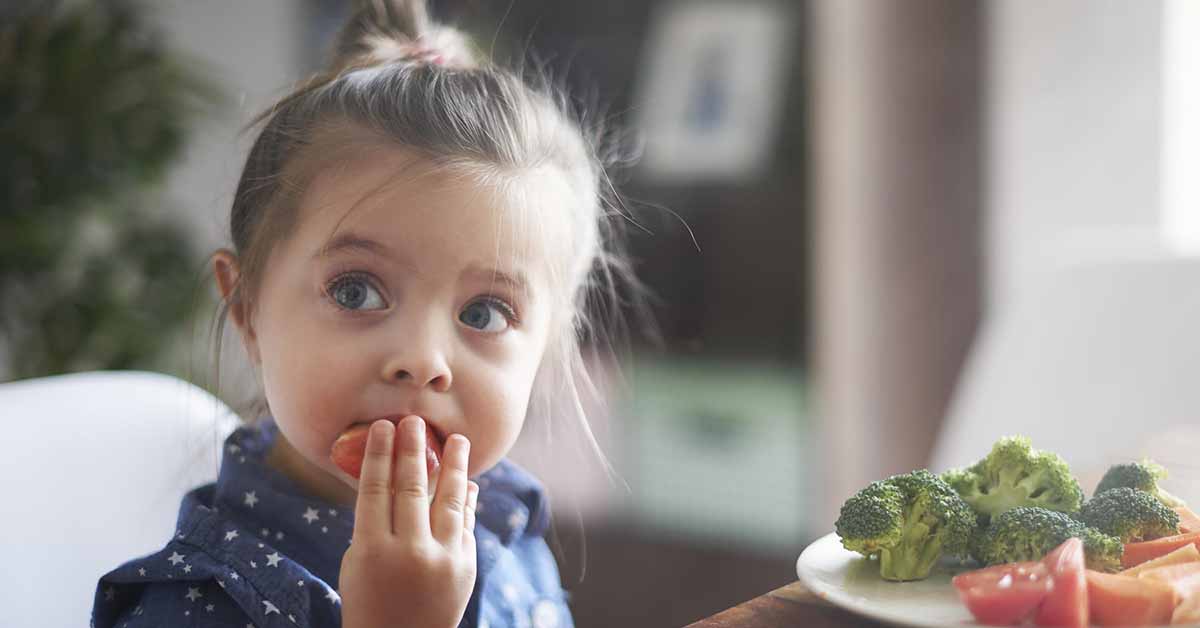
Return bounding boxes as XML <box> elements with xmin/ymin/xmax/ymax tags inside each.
<box><xmin>459</xmin><ymin>299</ymin><xmax>513</xmax><ymax>333</ymax></box>
<box><xmin>328</xmin><ymin>274</ymin><xmax>386</xmax><ymax>311</ymax></box>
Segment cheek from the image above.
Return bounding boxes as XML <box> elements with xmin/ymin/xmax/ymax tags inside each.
<box><xmin>254</xmin><ymin>311</ymin><xmax>369</xmax><ymax>444</ymax></box>
<box><xmin>463</xmin><ymin>357</ymin><xmax>539</xmax><ymax>474</ymax></box>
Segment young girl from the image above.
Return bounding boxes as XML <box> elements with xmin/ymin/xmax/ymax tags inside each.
<box><xmin>91</xmin><ymin>1</ymin><xmax>637</xmax><ymax>626</ymax></box>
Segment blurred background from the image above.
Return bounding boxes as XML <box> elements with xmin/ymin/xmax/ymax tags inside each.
<box><xmin>3</xmin><ymin>1</ymin><xmax>1200</xmax><ymax>626</ymax></box>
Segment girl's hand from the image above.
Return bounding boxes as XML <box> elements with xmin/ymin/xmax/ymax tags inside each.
<box><xmin>339</xmin><ymin>417</ymin><xmax>479</xmax><ymax>628</ymax></box>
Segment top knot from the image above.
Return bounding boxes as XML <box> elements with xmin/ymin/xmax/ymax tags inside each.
<box><xmin>358</xmin><ymin>28</ymin><xmax>475</xmax><ymax>70</ymax></box>
<box><xmin>331</xmin><ymin>0</ymin><xmax>476</xmax><ymax>72</ymax></box>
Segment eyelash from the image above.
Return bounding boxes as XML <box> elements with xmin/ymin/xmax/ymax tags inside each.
<box><xmin>322</xmin><ymin>271</ymin><xmax>521</xmax><ymax>326</ymax></box>
<box><xmin>473</xmin><ymin>295</ymin><xmax>521</xmax><ymax>326</ymax></box>
<box><xmin>323</xmin><ymin>271</ymin><xmax>387</xmax><ymax>310</ymax></box>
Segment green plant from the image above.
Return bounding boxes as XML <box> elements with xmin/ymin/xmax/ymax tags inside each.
<box><xmin>0</xmin><ymin>1</ymin><xmax>221</xmax><ymax>379</ymax></box>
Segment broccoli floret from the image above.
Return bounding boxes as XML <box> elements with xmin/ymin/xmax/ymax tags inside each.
<box><xmin>940</xmin><ymin>435</ymin><xmax>1084</xmax><ymax>524</ymax></box>
<box><xmin>1077</xmin><ymin>526</ymin><xmax>1125</xmax><ymax>573</ymax></box>
<box><xmin>1079</xmin><ymin>487</ymin><xmax>1181</xmax><ymax>543</ymax></box>
<box><xmin>976</xmin><ymin>506</ymin><xmax>1124</xmax><ymax>572</ymax></box>
<box><xmin>1096</xmin><ymin>461</ymin><xmax>1186</xmax><ymax>509</ymax></box>
<box><xmin>835</xmin><ymin>469</ymin><xmax>976</xmax><ymax>581</ymax></box>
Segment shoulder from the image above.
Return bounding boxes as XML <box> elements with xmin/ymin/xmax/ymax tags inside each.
<box><xmin>93</xmin><ymin>510</ymin><xmax>342</xmax><ymax>628</ymax></box>
<box><xmin>92</xmin><ymin>578</ymin><xmax>249</xmax><ymax>628</ymax></box>
<box><xmin>474</xmin><ymin>533</ymin><xmax>575</xmax><ymax>628</ymax></box>
<box><xmin>476</xmin><ymin>458</ymin><xmax>551</xmax><ymax>543</ymax></box>
<box><xmin>471</xmin><ymin>460</ymin><xmax>574</xmax><ymax>628</ymax></box>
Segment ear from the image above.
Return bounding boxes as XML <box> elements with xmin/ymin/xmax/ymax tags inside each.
<box><xmin>213</xmin><ymin>249</ymin><xmax>262</xmax><ymax>365</ymax></box>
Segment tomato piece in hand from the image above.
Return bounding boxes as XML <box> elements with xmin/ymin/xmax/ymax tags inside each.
<box><xmin>953</xmin><ymin>561</ymin><xmax>1053</xmax><ymax>626</ymax></box>
<box><xmin>1035</xmin><ymin>538</ymin><xmax>1088</xmax><ymax>628</ymax></box>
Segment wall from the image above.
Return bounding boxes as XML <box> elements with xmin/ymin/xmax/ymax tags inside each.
<box><xmin>986</xmin><ymin>0</ymin><xmax>1163</xmax><ymax>310</ymax></box>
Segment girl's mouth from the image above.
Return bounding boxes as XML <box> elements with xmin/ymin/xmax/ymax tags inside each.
<box><xmin>329</xmin><ymin>416</ymin><xmax>445</xmax><ymax>480</ymax></box>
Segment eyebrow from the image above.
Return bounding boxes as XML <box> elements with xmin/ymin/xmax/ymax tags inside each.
<box><xmin>462</xmin><ymin>263</ymin><xmax>530</xmax><ymax>295</ymax></box>
<box><xmin>316</xmin><ymin>233</ymin><xmax>530</xmax><ymax>293</ymax></box>
<box><xmin>314</xmin><ymin>233</ymin><xmax>397</xmax><ymax>261</ymax></box>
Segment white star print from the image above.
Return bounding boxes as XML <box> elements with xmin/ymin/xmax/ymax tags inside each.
<box><xmin>167</xmin><ymin>552</ymin><xmax>185</xmax><ymax>566</ymax></box>
<box><xmin>206</xmin><ymin>604</ymin><xmax>215</xmax><ymax>612</ymax></box>
<box><xmin>329</xmin><ymin>508</ymin><xmax>338</xmax><ymax>516</ymax></box>
<box><xmin>217</xmin><ymin>580</ymin><xmax>225</xmax><ymax>589</ymax></box>
<box><xmin>185</xmin><ymin>610</ymin><xmax>190</xmax><ymax>616</ymax></box>
<box><xmin>244</xmin><ymin>491</ymin><xmax>259</xmax><ymax>508</ymax></box>
<box><xmin>225</xmin><ymin>530</ymin><xmax>240</xmax><ymax>541</ymax></box>
<box><xmin>508</xmin><ymin>510</ymin><xmax>528</xmax><ymax>531</ymax></box>
<box><xmin>229</xmin><ymin>572</ymin><xmax>240</xmax><ymax>581</ymax></box>
<box><xmin>502</xmin><ymin>583</ymin><xmax>519</xmax><ymax>602</ymax></box>
<box><xmin>302</xmin><ymin>507</ymin><xmax>320</xmax><ymax>524</ymax></box>
<box><xmin>104</xmin><ymin>586</ymin><xmax>115</xmax><ymax>601</ymax></box>
<box><xmin>321</xmin><ymin>526</ymin><xmax>328</xmax><ymax>533</ymax></box>
<box><xmin>228</xmin><ymin>443</ymin><xmax>241</xmax><ymax>454</ymax></box>
<box><xmin>185</xmin><ymin>587</ymin><xmax>203</xmax><ymax>602</ymax></box>
<box><xmin>263</xmin><ymin>600</ymin><xmax>280</xmax><ymax>615</ymax></box>
<box><xmin>266</xmin><ymin>552</ymin><xmax>283</xmax><ymax>567</ymax></box>
<box><xmin>138</xmin><ymin>568</ymin><xmax>146</xmax><ymax>576</ymax></box>
<box><xmin>297</xmin><ymin>580</ymin><xmax>304</xmax><ymax>587</ymax></box>
<box><xmin>250</xmin><ymin>561</ymin><xmax>258</xmax><ymax>568</ymax></box>
<box><xmin>532</xmin><ymin>600</ymin><xmax>561</xmax><ymax>628</ymax></box>
<box><xmin>288</xmin><ymin>614</ymin><xmax>296</xmax><ymax>623</ymax></box>
<box><xmin>183</xmin><ymin>565</ymin><xmax>193</xmax><ymax>574</ymax></box>
<box><xmin>276</xmin><ymin>531</ymin><xmax>285</xmax><ymax>540</ymax></box>
<box><xmin>325</xmin><ymin>587</ymin><xmax>341</xmax><ymax>604</ymax></box>
<box><xmin>261</xmin><ymin>528</ymin><xmax>269</xmax><ymax>536</ymax></box>
<box><xmin>258</xmin><ymin>543</ymin><xmax>265</xmax><ymax>548</ymax></box>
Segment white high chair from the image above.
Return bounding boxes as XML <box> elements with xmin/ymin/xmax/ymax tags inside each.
<box><xmin>0</xmin><ymin>371</ymin><xmax>239</xmax><ymax>628</ymax></box>
<box><xmin>930</xmin><ymin>251</ymin><xmax>1200</xmax><ymax>505</ymax></box>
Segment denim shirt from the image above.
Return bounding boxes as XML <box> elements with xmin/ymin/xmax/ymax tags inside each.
<box><xmin>91</xmin><ymin>420</ymin><xmax>573</xmax><ymax>628</ymax></box>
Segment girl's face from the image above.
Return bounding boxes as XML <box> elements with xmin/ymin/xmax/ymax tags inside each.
<box><xmin>218</xmin><ymin>147</ymin><xmax>576</xmax><ymax>505</ymax></box>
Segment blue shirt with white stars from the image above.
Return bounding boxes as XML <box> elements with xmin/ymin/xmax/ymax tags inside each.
<box><xmin>91</xmin><ymin>419</ymin><xmax>573</xmax><ymax>628</ymax></box>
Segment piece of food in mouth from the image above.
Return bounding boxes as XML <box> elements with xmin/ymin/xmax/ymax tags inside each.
<box><xmin>330</xmin><ymin>420</ymin><xmax>443</xmax><ymax>480</ymax></box>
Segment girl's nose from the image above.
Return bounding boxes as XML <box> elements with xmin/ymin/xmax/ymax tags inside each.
<box><xmin>381</xmin><ymin>345</ymin><xmax>453</xmax><ymax>392</ymax></box>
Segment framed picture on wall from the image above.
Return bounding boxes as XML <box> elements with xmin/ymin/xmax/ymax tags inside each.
<box><xmin>634</xmin><ymin>1</ymin><xmax>793</xmax><ymax>185</ymax></box>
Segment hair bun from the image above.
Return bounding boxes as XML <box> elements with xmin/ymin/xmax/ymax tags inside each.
<box><xmin>359</xmin><ymin>28</ymin><xmax>476</xmax><ymax>69</ymax></box>
<box><xmin>334</xmin><ymin>0</ymin><xmax>476</xmax><ymax>71</ymax></box>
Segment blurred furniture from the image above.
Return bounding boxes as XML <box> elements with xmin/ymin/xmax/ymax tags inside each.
<box><xmin>685</xmin><ymin>581</ymin><xmax>885</xmax><ymax>628</ymax></box>
<box><xmin>0</xmin><ymin>371</ymin><xmax>239</xmax><ymax>628</ymax></box>
<box><xmin>930</xmin><ymin>251</ymin><xmax>1200</xmax><ymax>502</ymax></box>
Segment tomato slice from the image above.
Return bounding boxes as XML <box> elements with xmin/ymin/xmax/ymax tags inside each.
<box><xmin>953</xmin><ymin>561</ymin><xmax>1053</xmax><ymax>625</ymax></box>
<box><xmin>1035</xmin><ymin>538</ymin><xmax>1088</xmax><ymax>628</ymax></box>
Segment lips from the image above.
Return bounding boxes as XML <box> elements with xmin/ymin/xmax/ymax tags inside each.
<box><xmin>329</xmin><ymin>417</ymin><xmax>445</xmax><ymax>481</ymax></box>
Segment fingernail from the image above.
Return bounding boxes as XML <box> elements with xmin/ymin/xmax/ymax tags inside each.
<box><xmin>371</xmin><ymin>419</ymin><xmax>393</xmax><ymax>439</ymax></box>
<box><xmin>404</xmin><ymin>415</ymin><xmax>424</xmax><ymax>438</ymax></box>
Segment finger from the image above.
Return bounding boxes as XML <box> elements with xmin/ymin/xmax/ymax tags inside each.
<box><xmin>464</xmin><ymin>480</ymin><xmax>478</xmax><ymax>535</ymax></box>
<box><xmin>431</xmin><ymin>434</ymin><xmax>470</xmax><ymax>545</ymax></box>
<box><xmin>391</xmin><ymin>415</ymin><xmax>431</xmax><ymax>537</ymax></box>
<box><xmin>352</xmin><ymin>420</ymin><xmax>394</xmax><ymax>541</ymax></box>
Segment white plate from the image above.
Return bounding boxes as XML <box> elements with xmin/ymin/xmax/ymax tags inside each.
<box><xmin>796</xmin><ymin>532</ymin><xmax>1200</xmax><ymax>628</ymax></box>
<box><xmin>796</xmin><ymin>532</ymin><xmax>982</xmax><ymax>628</ymax></box>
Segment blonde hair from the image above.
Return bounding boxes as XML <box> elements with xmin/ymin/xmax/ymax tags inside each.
<box><xmin>213</xmin><ymin>0</ymin><xmax>645</xmax><ymax>511</ymax></box>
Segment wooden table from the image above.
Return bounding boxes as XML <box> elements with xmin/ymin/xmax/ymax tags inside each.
<box><xmin>686</xmin><ymin>580</ymin><xmax>889</xmax><ymax>628</ymax></box>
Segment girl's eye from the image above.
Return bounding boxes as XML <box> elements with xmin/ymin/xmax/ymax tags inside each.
<box><xmin>327</xmin><ymin>274</ymin><xmax>386</xmax><ymax>311</ymax></box>
<box><xmin>458</xmin><ymin>299</ymin><xmax>514</xmax><ymax>333</ymax></box>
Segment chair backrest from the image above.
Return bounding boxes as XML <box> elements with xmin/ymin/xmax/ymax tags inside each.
<box><xmin>0</xmin><ymin>371</ymin><xmax>239</xmax><ymax>628</ymax></box>
<box><xmin>929</xmin><ymin>252</ymin><xmax>1200</xmax><ymax>504</ymax></box>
